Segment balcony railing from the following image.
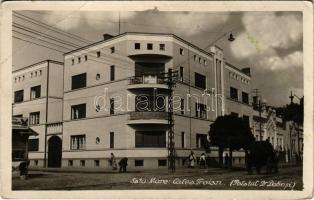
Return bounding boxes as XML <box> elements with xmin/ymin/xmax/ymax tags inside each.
<box><xmin>129</xmin><ymin>75</ymin><xmax>167</xmax><ymax>85</ymax></box>
<box><xmin>129</xmin><ymin>111</ymin><xmax>168</xmax><ymax>120</ymax></box>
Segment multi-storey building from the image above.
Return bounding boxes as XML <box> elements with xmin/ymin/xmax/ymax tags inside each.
<box><xmin>61</xmin><ymin>32</ymin><xmax>253</xmax><ymax>169</ymax></box>
<box><xmin>13</xmin><ymin>32</ymin><xmax>254</xmax><ymax>169</ymax></box>
<box><xmin>12</xmin><ymin>60</ymin><xmax>64</xmax><ymax>167</ymax></box>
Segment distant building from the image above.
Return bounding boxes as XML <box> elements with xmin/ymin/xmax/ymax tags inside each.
<box><xmin>252</xmin><ymin>107</ymin><xmax>284</xmax><ymax>150</ymax></box>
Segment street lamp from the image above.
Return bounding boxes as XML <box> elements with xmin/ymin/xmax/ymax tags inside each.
<box><xmin>228</xmin><ymin>33</ymin><xmax>235</xmax><ymax>42</ymax></box>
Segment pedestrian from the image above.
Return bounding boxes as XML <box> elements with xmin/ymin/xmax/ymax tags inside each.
<box><xmin>224</xmin><ymin>153</ymin><xmax>229</xmax><ymax>168</ymax></box>
<box><xmin>188</xmin><ymin>151</ymin><xmax>196</xmax><ymax>168</ymax></box>
<box><xmin>118</xmin><ymin>157</ymin><xmax>128</xmax><ymax>173</ymax></box>
<box><xmin>18</xmin><ymin>160</ymin><xmax>29</xmax><ymax>180</ymax></box>
<box><xmin>110</xmin><ymin>153</ymin><xmax>117</xmax><ymax>170</ymax></box>
<box><xmin>199</xmin><ymin>153</ymin><xmax>206</xmax><ymax>169</ymax></box>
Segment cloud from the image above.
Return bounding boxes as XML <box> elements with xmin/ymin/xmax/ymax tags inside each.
<box><xmin>42</xmin><ymin>11</ymin><xmax>136</xmax><ymax>31</ymax></box>
<box><xmin>84</xmin><ymin>11</ymin><xmax>136</xmax><ymax>30</ymax></box>
<box><xmin>162</xmin><ymin>12</ymin><xmax>230</xmax><ymax>36</ymax></box>
<box><xmin>42</xmin><ymin>11</ymin><xmax>83</xmax><ymax>31</ymax></box>
<box><xmin>256</xmin><ymin>51</ymin><xmax>303</xmax><ymax>70</ymax></box>
<box><xmin>230</xmin><ymin>12</ymin><xmax>302</xmax><ymax>60</ymax></box>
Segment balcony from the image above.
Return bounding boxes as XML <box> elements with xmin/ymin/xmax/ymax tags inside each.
<box><xmin>127</xmin><ymin>75</ymin><xmax>169</xmax><ymax>90</ymax></box>
<box><xmin>128</xmin><ymin>111</ymin><xmax>168</xmax><ymax>125</ymax></box>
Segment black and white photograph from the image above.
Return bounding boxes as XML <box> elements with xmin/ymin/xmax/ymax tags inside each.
<box><xmin>1</xmin><ymin>1</ymin><xmax>313</xmax><ymax>199</ymax></box>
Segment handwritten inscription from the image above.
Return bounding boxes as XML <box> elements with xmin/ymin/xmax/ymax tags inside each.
<box><xmin>130</xmin><ymin>177</ymin><xmax>297</xmax><ymax>190</ymax></box>
<box><xmin>230</xmin><ymin>179</ymin><xmax>296</xmax><ymax>190</ymax></box>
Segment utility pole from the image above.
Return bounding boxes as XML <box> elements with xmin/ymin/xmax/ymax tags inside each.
<box><xmin>165</xmin><ymin>69</ymin><xmax>178</xmax><ymax>172</ymax></box>
<box><xmin>253</xmin><ymin>89</ymin><xmax>263</xmax><ymax>141</ymax></box>
<box><xmin>118</xmin><ymin>11</ymin><xmax>121</xmax><ymax>34</ymax></box>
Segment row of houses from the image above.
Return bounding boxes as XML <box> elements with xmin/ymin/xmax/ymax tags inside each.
<box><xmin>12</xmin><ymin>32</ymin><xmax>302</xmax><ymax>169</ymax></box>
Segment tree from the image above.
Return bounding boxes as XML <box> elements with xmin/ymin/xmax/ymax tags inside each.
<box><xmin>208</xmin><ymin>114</ymin><xmax>255</xmax><ymax>168</ymax></box>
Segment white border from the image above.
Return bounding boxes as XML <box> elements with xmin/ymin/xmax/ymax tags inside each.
<box><xmin>1</xmin><ymin>1</ymin><xmax>313</xmax><ymax>199</ymax></box>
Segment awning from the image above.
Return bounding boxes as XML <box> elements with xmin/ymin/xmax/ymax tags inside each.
<box><xmin>12</xmin><ymin>127</ymin><xmax>38</xmax><ymax>136</ymax></box>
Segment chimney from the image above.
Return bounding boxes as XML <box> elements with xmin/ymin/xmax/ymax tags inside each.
<box><xmin>103</xmin><ymin>34</ymin><xmax>114</xmax><ymax>41</ymax></box>
<box><xmin>241</xmin><ymin>67</ymin><xmax>251</xmax><ymax>76</ymax></box>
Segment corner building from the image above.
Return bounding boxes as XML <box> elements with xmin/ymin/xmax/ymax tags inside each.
<box><xmin>61</xmin><ymin>32</ymin><xmax>253</xmax><ymax>169</ymax></box>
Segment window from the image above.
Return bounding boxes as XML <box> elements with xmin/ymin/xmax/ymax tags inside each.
<box><xmin>158</xmin><ymin>159</ymin><xmax>167</xmax><ymax>166</ymax></box>
<box><xmin>110</xmin><ymin>98</ymin><xmax>114</xmax><ymax>115</ymax></box>
<box><xmin>78</xmin><ymin>57</ymin><xmax>81</xmax><ymax>63</ymax></box>
<box><xmin>29</xmin><ymin>112</ymin><xmax>40</xmax><ymax>125</ymax></box>
<box><xmin>230</xmin><ymin>87</ymin><xmax>238</xmax><ymax>100</ymax></box>
<box><xmin>135</xmin><ymin>160</ymin><xmax>144</xmax><ymax>167</ymax></box>
<box><xmin>194</xmin><ymin>55</ymin><xmax>197</xmax><ymax>61</ymax></box>
<box><xmin>181</xmin><ymin>98</ymin><xmax>184</xmax><ymax>115</ymax></box>
<box><xmin>28</xmin><ymin>139</ymin><xmax>39</xmax><ymax>151</ymax></box>
<box><xmin>85</xmin><ymin>55</ymin><xmax>88</xmax><ymax>61</ymax></box>
<box><xmin>30</xmin><ymin>85</ymin><xmax>41</xmax><ymax>99</ymax></box>
<box><xmin>180</xmin><ymin>48</ymin><xmax>184</xmax><ymax>55</ymax></box>
<box><xmin>71</xmin><ymin>104</ymin><xmax>86</xmax><ymax>119</ymax></box>
<box><xmin>68</xmin><ymin>160</ymin><xmax>73</xmax><ymax>166</ymax></box>
<box><xmin>159</xmin><ymin>44</ymin><xmax>165</xmax><ymax>51</ymax></box>
<box><xmin>71</xmin><ymin>135</ymin><xmax>86</xmax><ymax>150</ymax></box>
<box><xmin>71</xmin><ymin>73</ymin><xmax>86</xmax><ymax>90</ymax></box>
<box><xmin>39</xmin><ymin>70</ymin><xmax>42</xmax><ymax>75</ymax></box>
<box><xmin>194</xmin><ymin>73</ymin><xmax>206</xmax><ymax>89</ymax></box>
<box><xmin>179</xmin><ymin>66</ymin><xmax>184</xmax><ymax>81</ymax></box>
<box><xmin>96</xmin><ymin>73</ymin><xmax>100</xmax><ymax>80</ymax></box>
<box><xmin>135</xmin><ymin>131</ymin><xmax>166</xmax><ymax>147</ymax></box>
<box><xmin>181</xmin><ymin>132</ymin><xmax>185</xmax><ymax>148</ymax></box>
<box><xmin>80</xmin><ymin>160</ymin><xmax>85</xmax><ymax>167</ymax></box>
<box><xmin>14</xmin><ymin>90</ymin><xmax>24</xmax><ymax>103</ymax></box>
<box><xmin>34</xmin><ymin>160</ymin><xmax>38</xmax><ymax>166</ymax></box>
<box><xmin>196</xmin><ymin>134</ymin><xmax>208</xmax><ymax>148</ymax></box>
<box><xmin>12</xmin><ymin>150</ymin><xmax>25</xmax><ymax>161</ymax></box>
<box><xmin>94</xmin><ymin>160</ymin><xmax>100</xmax><ymax>167</ymax></box>
<box><xmin>147</xmin><ymin>43</ymin><xmax>153</xmax><ymax>50</ymax></box>
<box><xmin>243</xmin><ymin>115</ymin><xmax>250</xmax><ymax>126</ymax></box>
<box><xmin>110</xmin><ymin>132</ymin><xmax>114</xmax><ymax>148</ymax></box>
<box><xmin>242</xmin><ymin>92</ymin><xmax>249</xmax><ymax>104</ymax></box>
<box><xmin>135</xmin><ymin>43</ymin><xmax>140</xmax><ymax>49</ymax></box>
<box><xmin>110</xmin><ymin>65</ymin><xmax>115</xmax><ymax>81</ymax></box>
<box><xmin>199</xmin><ymin>57</ymin><xmax>202</xmax><ymax>64</ymax></box>
<box><xmin>195</xmin><ymin>103</ymin><xmax>207</xmax><ymax>119</ymax></box>
<box><xmin>204</xmin><ymin>60</ymin><xmax>207</xmax><ymax>65</ymax></box>
<box><xmin>96</xmin><ymin>51</ymin><xmax>101</xmax><ymax>57</ymax></box>
<box><xmin>110</xmin><ymin>47</ymin><xmax>115</xmax><ymax>53</ymax></box>
<box><xmin>71</xmin><ymin>59</ymin><xmax>74</xmax><ymax>65</ymax></box>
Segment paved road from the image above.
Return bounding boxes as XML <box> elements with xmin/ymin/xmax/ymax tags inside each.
<box><xmin>12</xmin><ymin>166</ymin><xmax>302</xmax><ymax>190</ymax></box>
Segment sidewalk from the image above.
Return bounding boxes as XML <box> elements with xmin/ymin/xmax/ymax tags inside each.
<box><xmin>27</xmin><ymin>161</ymin><xmax>301</xmax><ymax>174</ymax></box>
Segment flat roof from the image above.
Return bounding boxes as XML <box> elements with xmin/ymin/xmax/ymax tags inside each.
<box><xmin>64</xmin><ymin>32</ymin><xmax>216</xmax><ymax>58</ymax></box>
<box><xmin>12</xmin><ymin>60</ymin><xmax>63</xmax><ymax>73</ymax></box>
<box><xmin>225</xmin><ymin>61</ymin><xmax>251</xmax><ymax>78</ymax></box>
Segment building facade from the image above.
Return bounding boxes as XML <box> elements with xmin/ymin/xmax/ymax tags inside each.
<box><xmin>12</xmin><ymin>60</ymin><xmax>64</xmax><ymax>167</ymax></box>
<box><xmin>13</xmin><ymin>32</ymin><xmax>254</xmax><ymax>169</ymax></box>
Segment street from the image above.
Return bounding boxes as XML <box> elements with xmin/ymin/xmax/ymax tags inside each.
<box><xmin>12</xmin><ymin>166</ymin><xmax>302</xmax><ymax>190</ymax></box>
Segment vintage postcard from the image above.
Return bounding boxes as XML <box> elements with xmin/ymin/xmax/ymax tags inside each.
<box><xmin>0</xmin><ymin>1</ymin><xmax>313</xmax><ymax>199</ymax></box>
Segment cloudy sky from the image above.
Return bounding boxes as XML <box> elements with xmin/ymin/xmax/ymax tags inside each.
<box><xmin>13</xmin><ymin>10</ymin><xmax>303</xmax><ymax>107</ymax></box>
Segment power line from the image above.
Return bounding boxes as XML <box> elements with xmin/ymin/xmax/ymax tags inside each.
<box><xmin>13</xmin><ymin>36</ymin><xmax>66</xmax><ymax>53</ymax></box>
<box><xmin>13</xmin><ymin>30</ymin><xmax>73</xmax><ymax>51</ymax></box>
<box><xmin>13</xmin><ymin>23</ymin><xmax>82</xmax><ymax>49</ymax></box>
<box><xmin>13</xmin><ymin>12</ymin><xmax>92</xmax><ymax>44</ymax></box>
